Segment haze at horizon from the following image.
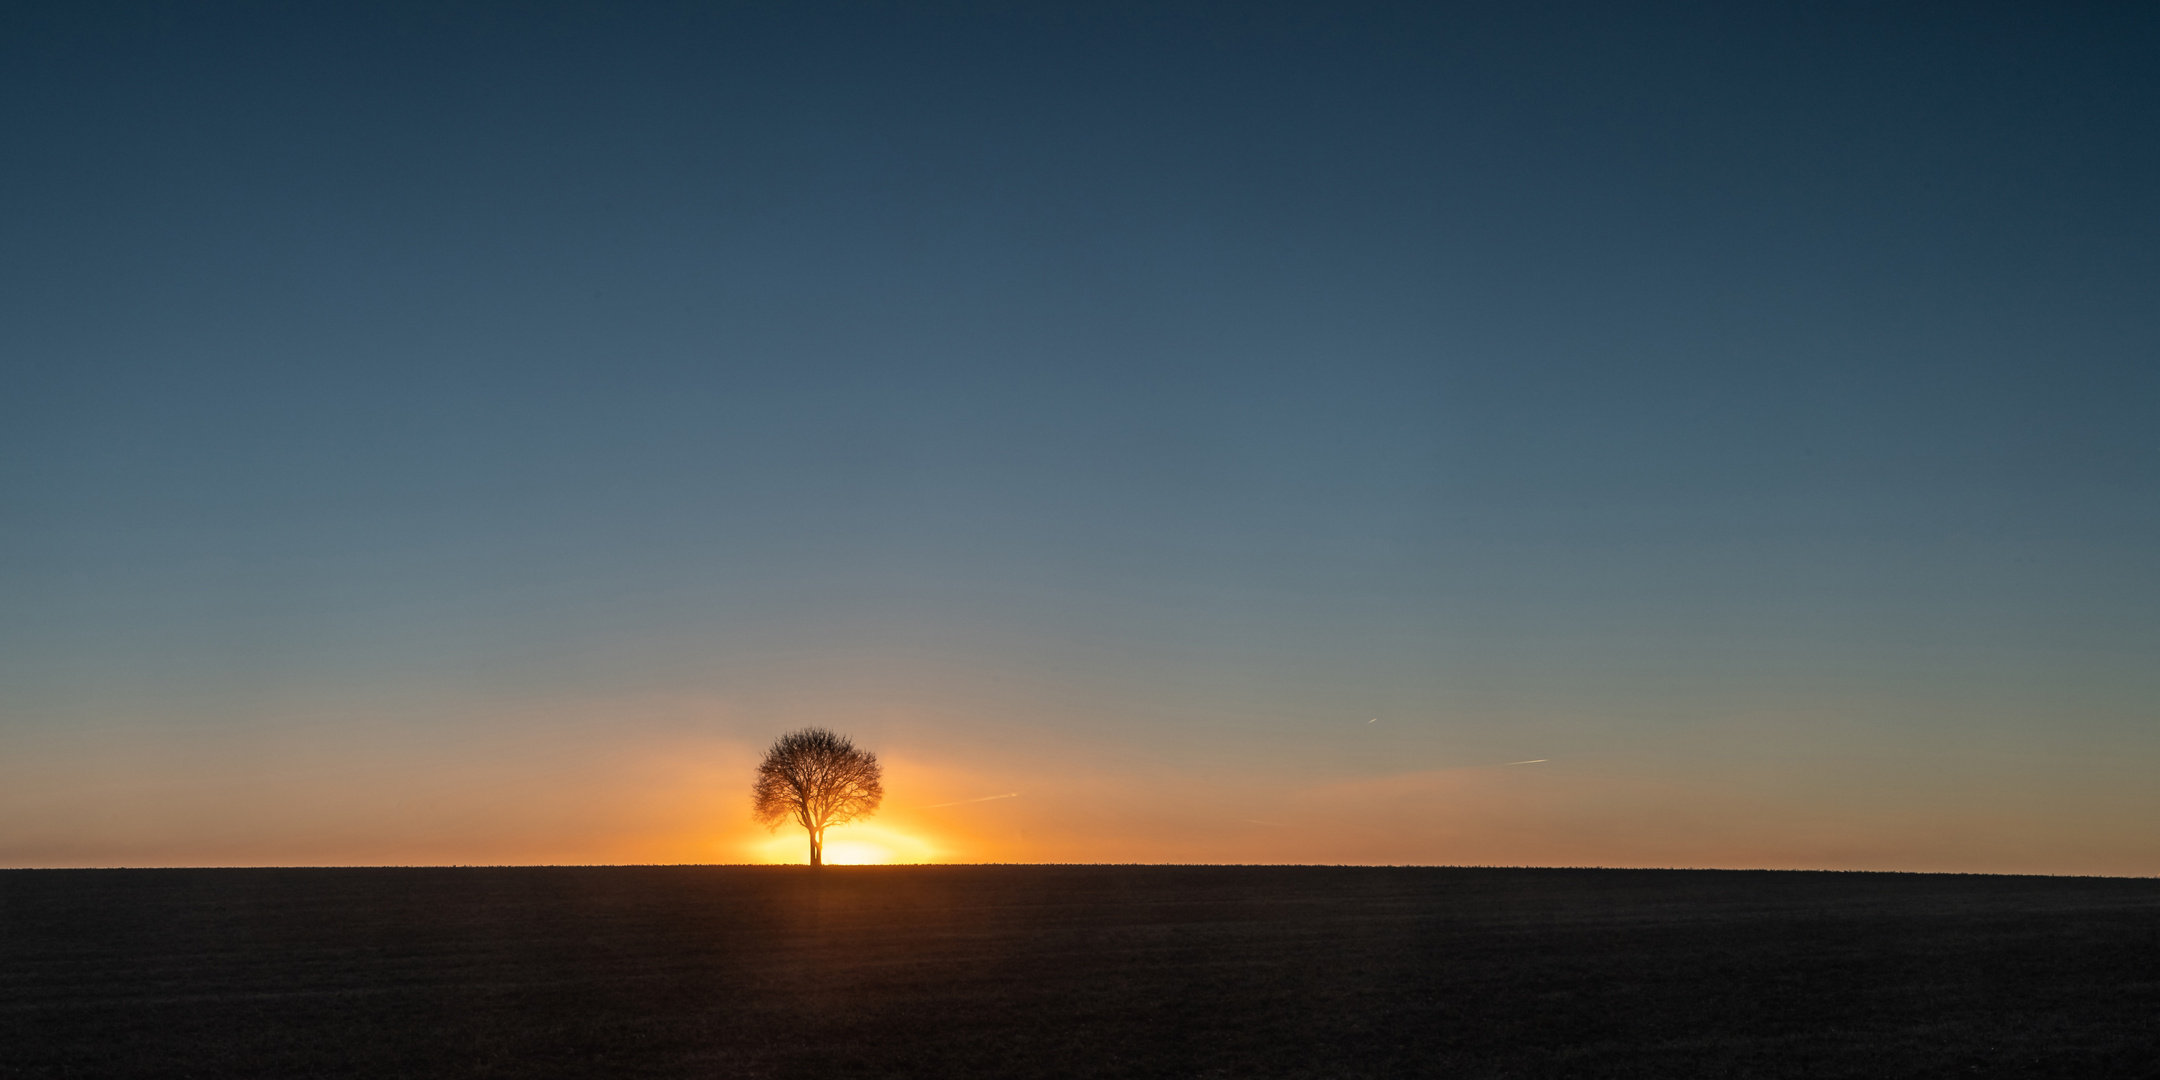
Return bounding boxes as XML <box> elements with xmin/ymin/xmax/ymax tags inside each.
<box><xmin>3</xmin><ymin>2</ymin><xmax>2155</xmax><ymax>873</ymax></box>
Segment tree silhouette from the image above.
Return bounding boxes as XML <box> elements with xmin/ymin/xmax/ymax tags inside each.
<box><xmin>751</xmin><ymin>728</ymin><xmax>884</xmax><ymax>867</ymax></box>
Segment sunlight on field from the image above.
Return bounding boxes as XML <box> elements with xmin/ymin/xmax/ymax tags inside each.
<box><xmin>745</xmin><ymin>824</ymin><xmax>942</xmax><ymax>865</ymax></box>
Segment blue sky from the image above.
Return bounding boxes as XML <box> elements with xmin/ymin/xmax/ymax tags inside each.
<box><xmin>3</xmin><ymin>2</ymin><xmax>2155</xmax><ymax>869</ymax></box>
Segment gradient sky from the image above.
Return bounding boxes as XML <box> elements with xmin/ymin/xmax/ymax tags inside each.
<box><xmin>4</xmin><ymin>2</ymin><xmax>2156</xmax><ymax>872</ymax></box>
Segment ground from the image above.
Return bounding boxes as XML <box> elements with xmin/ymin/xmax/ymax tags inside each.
<box><xmin>4</xmin><ymin>865</ymin><xmax>2158</xmax><ymax>1077</ymax></box>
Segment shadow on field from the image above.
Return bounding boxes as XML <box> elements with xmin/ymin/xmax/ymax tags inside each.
<box><xmin>4</xmin><ymin>865</ymin><xmax>2158</xmax><ymax>1077</ymax></box>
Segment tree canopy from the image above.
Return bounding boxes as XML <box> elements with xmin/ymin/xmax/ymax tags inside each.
<box><xmin>751</xmin><ymin>728</ymin><xmax>884</xmax><ymax>867</ymax></box>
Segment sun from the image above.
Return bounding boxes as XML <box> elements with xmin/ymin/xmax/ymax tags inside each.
<box><xmin>817</xmin><ymin>840</ymin><xmax>893</xmax><ymax>865</ymax></box>
<box><xmin>745</xmin><ymin>823</ymin><xmax>941</xmax><ymax>865</ymax></box>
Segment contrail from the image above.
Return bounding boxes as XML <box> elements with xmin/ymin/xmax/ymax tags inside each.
<box><xmin>922</xmin><ymin>792</ymin><xmax>1020</xmax><ymax>808</ymax></box>
<box><xmin>1508</xmin><ymin>759</ymin><xmax>1548</xmax><ymax>765</ymax></box>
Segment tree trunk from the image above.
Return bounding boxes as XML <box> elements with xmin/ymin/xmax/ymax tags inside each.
<box><xmin>809</xmin><ymin>829</ymin><xmax>822</xmax><ymax>867</ymax></box>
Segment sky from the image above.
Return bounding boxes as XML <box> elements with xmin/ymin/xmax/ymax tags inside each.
<box><xmin>3</xmin><ymin>1</ymin><xmax>2155</xmax><ymax>873</ymax></box>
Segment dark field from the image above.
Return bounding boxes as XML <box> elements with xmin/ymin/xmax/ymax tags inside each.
<box><xmin>5</xmin><ymin>866</ymin><xmax>2160</xmax><ymax>1078</ymax></box>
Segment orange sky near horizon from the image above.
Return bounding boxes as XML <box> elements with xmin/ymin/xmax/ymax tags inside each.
<box><xmin>6</xmin><ymin>691</ymin><xmax>2156</xmax><ymax>877</ymax></box>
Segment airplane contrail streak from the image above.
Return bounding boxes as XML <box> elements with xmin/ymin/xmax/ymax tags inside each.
<box><xmin>1508</xmin><ymin>759</ymin><xmax>1549</xmax><ymax>765</ymax></box>
<box><xmin>922</xmin><ymin>792</ymin><xmax>1021</xmax><ymax>808</ymax></box>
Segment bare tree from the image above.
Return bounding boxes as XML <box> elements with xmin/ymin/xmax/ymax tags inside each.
<box><xmin>751</xmin><ymin>728</ymin><xmax>884</xmax><ymax>867</ymax></box>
